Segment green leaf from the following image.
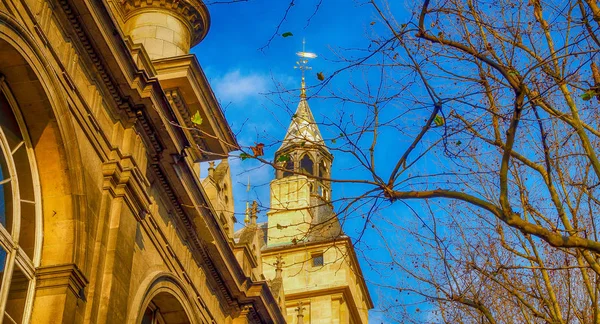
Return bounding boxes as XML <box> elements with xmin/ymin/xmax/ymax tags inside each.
<box><xmin>581</xmin><ymin>89</ymin><xmax>598</xmax><ymax>101</ymax></box>
<box><xmin>456</xmin><ymin>140</ymin><xmax>462</xmax><ymax>146</ymax></box>
<box><xmin>282</xmin><ymin>32</ymin><xmax>293</xmax><ymax>38</ymax></box>
<box><xmin>191</xmin><ymin>111</ymin><xmax>203</xmax><ymax>125</ymax></box>
<box><xmin>331</xmin><ymin>138</ymin><xmax>337</xmax><ymax>144</ymax></box>
<box><xmin>317</xmin><ymin>72</ymin><xmax>325</xmax><ymax>81</ymax></box>
<box><xmin>300</xmin><ymin>142</ymin><xmax>306</xmax><ymax>147</ymax></box>
<box><xmin>433</xmin><ymin>115</ymin><xmax>445</xmax><ymax>126</ymax></box>
<box><xmin>239</xmin><ymin>153</ymin><xmax>251</xmax><ymax>161</ymax></box>
<box><xmin>277</xmin><ymin>154</ymin><xmax>290</xmax><ymax>162</ymax></box>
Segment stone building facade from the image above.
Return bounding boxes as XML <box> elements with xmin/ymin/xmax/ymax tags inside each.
<box><xmin>0</xmin><ymin>0</ymin><xmax>285</xmax><ymax>323</ymax></box>
<box><xmin>0</xmin><ymin>0</ymin><xmax>372</xmax><ymax>322</ymax></box>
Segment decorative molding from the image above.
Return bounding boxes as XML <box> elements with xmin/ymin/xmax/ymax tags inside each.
<box><xmin>102</xmin><ymin>159</ymin><xmax>152</xmax><ymax>219</ymax></box>
<box><xmin>36</xmin><ymin>263</ymin><xmax>89</xmax><ymax>297</ymax></box>
<box><xmin>42</xmin><ymin>2</ymin><xmax>229</xmax><ymax>310</ymax></box>
<box><xmin>146</xmin><ymin>159</ymin><xmax>238</xmax><ymax>310</ymax></box>
<box><xmin>119</xmin><ymin>0</ymin><xmax>210</xmax><ymax>46</ymax></box>
<box><xmin>165</xmin><ymin>89</ymin><xmax>208</xmax><ymax>159</ymax></box>
<box><xmin>55</xmin><ymin>0</ymin><xmax>166</xmax><ymax>157</ymax></box>
<box><xmin>153</xmin><ymin>55</ymin><xmax>239</xmax><ymax>160</ymax></box>
<box><xmin>47</xmin><ymin>1</ymin><xmax>281</xmax><ymax>321</ymax></box>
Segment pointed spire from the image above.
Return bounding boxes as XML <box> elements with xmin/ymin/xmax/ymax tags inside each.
<box><xmin>250</xmin><ymin>201</ymin><xmax>258</xmax><ymax>225</ymax></box>
<box><xmin>295</xmin><ymin>39</ymin><xmax>316</xmax><ymax>100</ymax></box>
<box><xmin>244</xmin><ymin>201</ymin><xmax>250</xmax><ymax>225</ymax></box>
<box><xmin>278</xmin><ymin>41</ymin><xmax>328</xmax><ymax>154</ymax></box>
<box><xmin>300</xmin><ymin>76</ymin><xmax>306</xmax><ymax>99</ymax></box>
<box><xmin>277</xmin><ymin>99</ymin><xmax>329</xmax><ymax>154</ymax></box>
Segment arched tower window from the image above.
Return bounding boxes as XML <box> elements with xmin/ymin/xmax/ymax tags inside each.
<box><xmin>0</xmin><ymin>85</ymin><xmax>41</xmax><ymax>324</ymax></box>
<box><xmin>319</xmin><ymin>160</ymin><xmax>328</xmax><ymax>178</ymax></box>
<box><xmin>300</xmin><ymin>155</ymin><xmax>314</xmax><ymax>176</ymax></box>
<box><xmin>282</xmin><ymin>159</ymin><xmax>294</xmax><ymax>178</ymax></box>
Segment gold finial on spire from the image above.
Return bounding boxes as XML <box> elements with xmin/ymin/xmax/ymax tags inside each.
<box><xmin>295</xmin><ymin>38</ymin><xmax>317</xmax><ymax>99</ymax></box>
<box><xmin>244</xmin><ymin>176</ymin><xmax>251</xmax><ymax>225</ymax></box>
<box><xmin>244</xmin><ymin>201</ymin><xmax>250</xmax><ymax>224</ymax></box>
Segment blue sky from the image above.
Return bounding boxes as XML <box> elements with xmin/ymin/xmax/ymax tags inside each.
<box><xmin>193</xmin><ymin>1</ymin><xmax>419</xmax><ymax>322</ymax></box>
<box><xmin>183</xmin><ymin>1</ymin><xmax>600</xmax><ymax>322</ymax></box>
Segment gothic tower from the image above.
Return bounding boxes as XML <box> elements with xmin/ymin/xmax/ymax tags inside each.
<box><xmin>261</xmin><ymin>48</ymin><xmax>373</xmax><ymax>323</ymax></box>
<box><xmin>267</xmin><ymin>74</ymin><xmax>339</xmax><ymax>247</ymax></box>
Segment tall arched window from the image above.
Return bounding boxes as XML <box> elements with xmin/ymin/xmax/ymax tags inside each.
<box><xmin>300</xmin><ymin>155</ymin><xmax>314</xmax><ymax>176</ymax></box>
<box><xmin>319</xmin><ymin>160</ymin><xmax>328</xmax><ymax>178</ymax></box>
<box><xmin>0</xmin><ymin>83</ymin><xmax>41</xmax><ymax>324</ymax></box>
<box><xmin>282</xmin><ymin>159</ymin><xmax>294</xmax><ymax>178</ymax></box>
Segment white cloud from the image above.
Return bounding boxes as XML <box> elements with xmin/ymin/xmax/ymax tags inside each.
<box><xmin>213</xmin><ymin>70</ymin><xmax>269</xmax><ymax>104</ymax></box>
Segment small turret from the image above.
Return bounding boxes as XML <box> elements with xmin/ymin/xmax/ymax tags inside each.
<box><xmin>119</xmin><ymin>0</ymin><xmax>210</xmax><ymax>59</ymax></box>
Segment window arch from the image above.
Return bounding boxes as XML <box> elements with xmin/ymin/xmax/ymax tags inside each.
<box><xmin>300</xmin><ymin>155</ymin><xmax>314</xmax><ymax>176</ymax></box>
<box><xmin>282</xmin><ymin>159</ymin><xmax>294</xmax><ymax>178</ymax></box>
<box><xmin>319</xmin><ymin>160</ymin><xmax>328</xmax><ymax>178</ymax></box>
<box><xmin>135</xmin><ymin>275</ymin><xmax>198</xmax><ymax>324</ymax></box>
<box><xmin>0</xmin><ymin>83</ymin><xmax>41</xmax><ymax>323</ymax></box>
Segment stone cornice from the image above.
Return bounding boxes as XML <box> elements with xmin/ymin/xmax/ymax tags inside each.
<box><xmin>154</xmin><ymin>55</ymin><xmax>239</xmax><ymax>160</ymax></box>
<box><xmin>36</xmin><ymin>264</ymin><xmax>89</xmax><ymax>297</ymax></box>
<box><xmin>165</xmin><ymin>89</ymin><xmax>206</xmax><ymax>162</ymax></box>
<box><xmin>119</xmin><ymin>0</ymin><xmax>210</xmax><ymax>46</ymax></box>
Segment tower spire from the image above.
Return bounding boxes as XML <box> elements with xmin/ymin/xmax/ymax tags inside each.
<box><xmin>295</xmin><ymin>38</ymin><xmax>317</xmax><ymax>99</ymax></box>
<box><xmin>277</xmin><ymin>41</ymin><xmax>329</xmax><ymax>155</ymax></box>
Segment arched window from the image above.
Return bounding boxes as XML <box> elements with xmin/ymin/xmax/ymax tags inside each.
<box><xmin>282</xmin><ymin>159</ymin><xmax>294</xmax><ymax>177</ymax></box>
<box><xmin>0</xmin><ymin>84</ymin><xmax>41</xmax><ymax>323</ymax></box>
<box><xmin>300</xmin><ymin>155</ymin><xmax>314</xmax><ymax>176</ymax></box>
<box><xmin>141</xmin><ymin>292</ymin><xmax>190</xmax><ymax>324</ymax></box>
<box><xmin>319</xmin><ymin>160</ymin><xmax>328</xmax><ymax>178</ymax></box>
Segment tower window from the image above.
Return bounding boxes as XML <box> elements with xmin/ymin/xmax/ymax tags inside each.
<box><xmin>319</xmin><ymin>161</ymin><xmax>327</xmax><ymax>178</ymax></box>
<box><xmin>311</xmin><ymin>252</ymin><xmax>324</xmax><ymax>267</ymax></box>
<box><xmin>283</xmin><ymin>159</ymin><xmax>294</xmax><ymax>177</ymax></box>
<box><xmin>300</xmin><ymin>155</ymin><xmax>314</xmax><ymax>175</ymax></box>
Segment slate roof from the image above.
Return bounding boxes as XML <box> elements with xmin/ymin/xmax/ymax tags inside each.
<box><xmin>277</xmin><ymin>98</ymin><xmax>329</xmax><ymax>154</ymax></box>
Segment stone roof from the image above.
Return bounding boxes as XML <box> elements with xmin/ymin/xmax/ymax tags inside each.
<box><xmin>211</xmin><ymin>159</ymin><xmax>229</xmax><ymax>182</ymax></box>
<box><xmin>234</xmin><ymin>222</ymin><xmax>268</xmax><ymax>247</ymax></box>
<box><xmin>277</xmin><ymin>98</ymin><xmax>329</xmax><ymax>154</ymax></box>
